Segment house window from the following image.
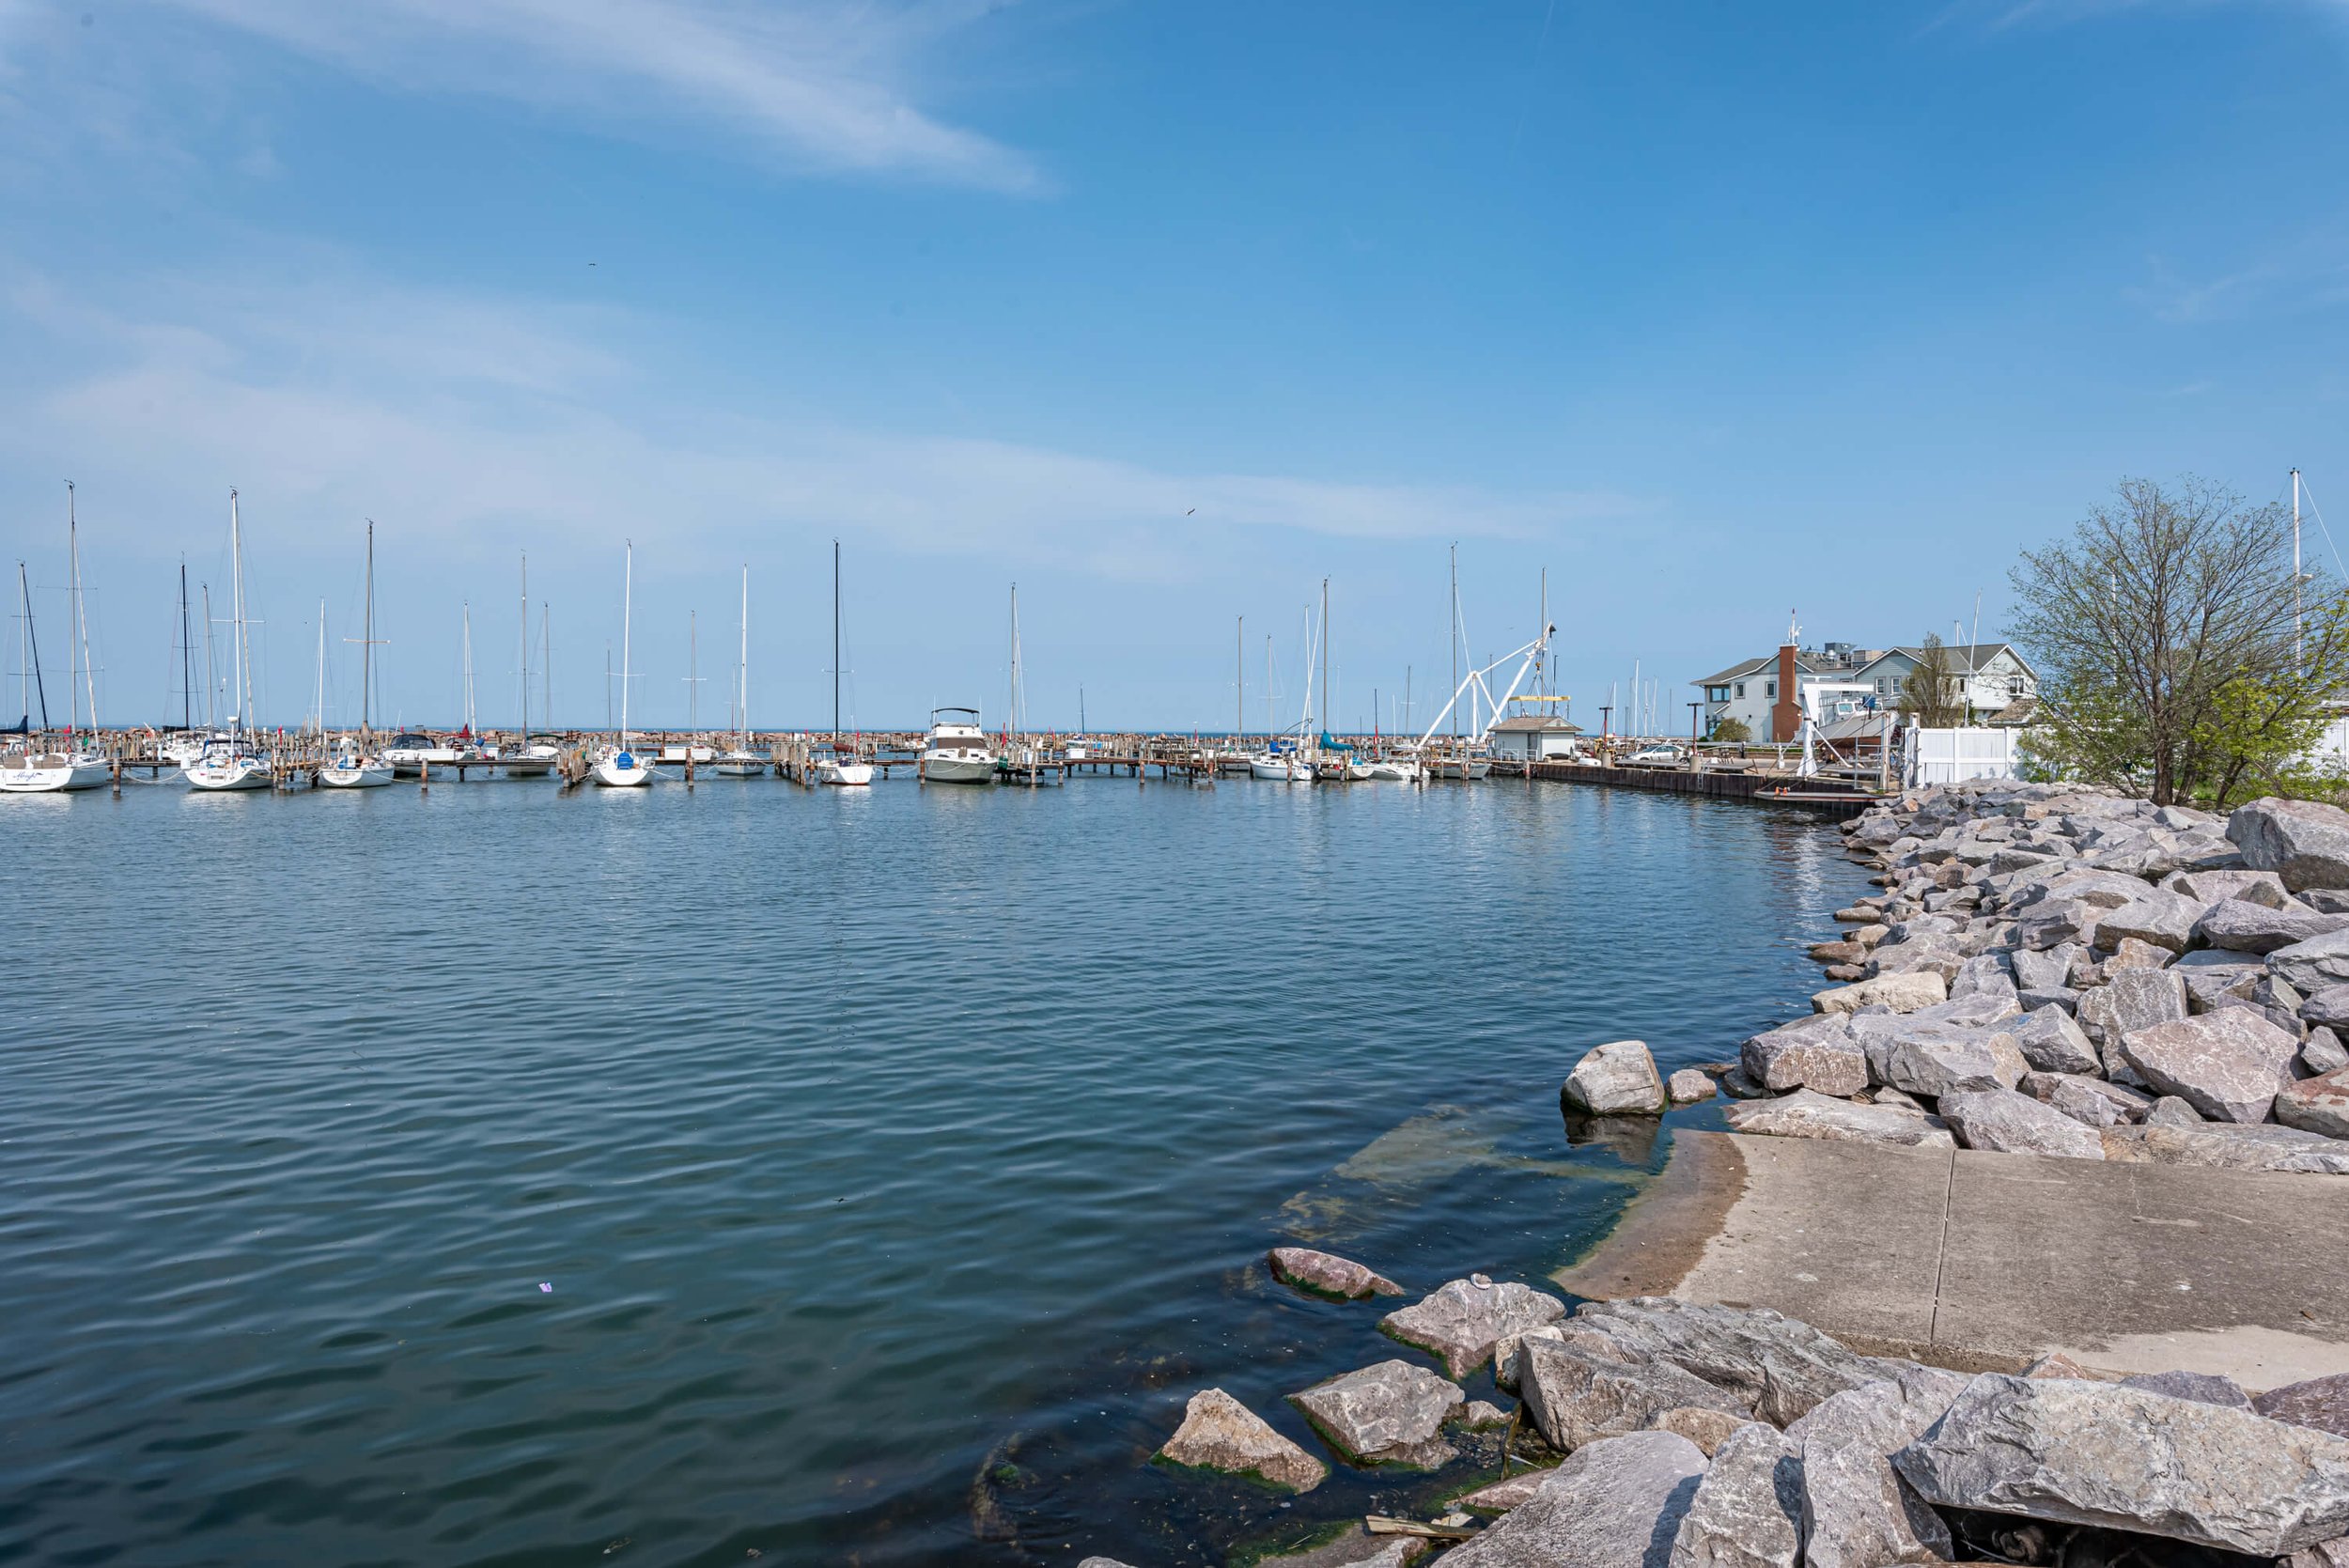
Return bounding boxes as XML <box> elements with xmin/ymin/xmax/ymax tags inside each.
<box><xmin>1875</xmin><ymin>678</ymin><xmax>1886</xmax><ymax>694</ymax></box>
<box><xmin>1766</xmin><ymin>681</ymin><xmax>1776</xmax><ymax>699</ymax></box>
<box><xmin>1735</xmin><ymin>682</ymin><xmax>1746</xmax><ymax>698</ymax></box>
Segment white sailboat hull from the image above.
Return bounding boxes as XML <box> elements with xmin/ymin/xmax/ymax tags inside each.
<box><xmin>318</xmin><ymin>761</ymin><xmax>394</xmax><ymax>788</ymax></box>
<box><xmin>817</xmin><ymin>759</ymin><xmax>873</xmax><ymax>786</ymax></box>
<box><xmin>1433</xmin><ymin>759</ymin><xmax>1491</xmax><ymax>780</ymax></box>
<box><xmin>1250</xmin><ymin>756</ymin><xmax>1312</xmax><ymax>782</ymax></box>
<box><xmin>1362</xmin><ymin>759</ymin><xmax>1423</xmax><ymax>783</ymax></box>
<box><xmin>185</xmin><ymin>755</ymin><xmax>272</xmax><ymax>791</ymax></box>
<box><xmin>714</xmin><ymin>756</ymin><xmax>766</xmax><ymax>776</ymax></box>
<box><xmin>0</xmin><ymin>755</ymin><xmax>111</xmax><ymax>792</ymax></box>
<box><xmin>591</xmin><ymin>751</ymin><xmax>652</xmax><ymax>787</ymax></box>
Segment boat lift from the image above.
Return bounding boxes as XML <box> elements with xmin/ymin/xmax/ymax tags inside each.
<box><xmin>1413</xmin><ymin>621</ymin><xmax>1558</xmax><ymax>755</ymax></box>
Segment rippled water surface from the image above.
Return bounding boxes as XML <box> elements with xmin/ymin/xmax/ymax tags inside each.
<box><xmin>2</xmin><ymin>772</ymin><xmax>1868</xmax><ymax>1567</ymax></box>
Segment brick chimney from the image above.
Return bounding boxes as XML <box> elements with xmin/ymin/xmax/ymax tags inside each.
<box><xmin>1771</xmin><ymin>641</ymin><xmax>1801</xmax><ymax>743</ymax></box>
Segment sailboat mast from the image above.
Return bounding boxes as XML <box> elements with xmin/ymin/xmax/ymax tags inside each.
<box><xmin>461</xmin><ymin>602</ymin><xmax>475</xmax><ymax>735</ymax></box>
<box><xmin>313</xmin><ymin>598</ymin><xmax>325</xmax><ymax>735</ymax></box>
<box><xmin>519</xmin><ymin>552</ymin><xmax>530</xmax><ymax>740</ymax></box>
<box><xmin>1236</xmin><ymin>614</ymin><xmax>1243</xmax><ymax>744</ymax></box>
<box><xmin>1006</xmin><ymin>582</ymin><xmax>1020</xmax><ymax>745</ymax></box>
<box><xmin>362</xmin><ymin>523</ymin><xmax>376</xmax><ymax>737</ymax></box>
<box><xmin>17</xmin><ymin>561</ymin><xmax>47</xmax><ymax>731</ymax></box>
<box><xmin>688</xmin><ymin>610</ymin><xmax>697</xmax><ymax>735</ymax></box>
<box><xmin>1264</xmin><ymin>634</ymin><xmax>1271</xmax><ymax>737</ymax></box>
<box><xmin>619</xmin><ymin>540</ymin><xmax>632</xmax><ymax>743</ymax></box>
<box><xmin>178</xmin><ymin>561</ymin><xmax>193</xmax><ymax>732</ymax></box>
<box><xmin>1319</xmin><ymin>577</ymin><xmax>1329</xmax><ymax>742</ymax></box>
<box><xmin>201</xmin><ymin>583</ymin><xmax>216</xmax><ymax>731</ymax></box>
<box><xmin>841</xmin><ymin>535</ymin><xmax>850</xmax><ymax>737</ymax></box>
<box><xmin>738</xmin><ymin>563</ymin><xmax>749</xmax><ymax>747</ymax></box>
<box><xmin>1449</xmin><ymin>543</ymin><xmax>1458</xmax><ymax>739</ymax></box>
<box><xmin>228</xmin><ymin>489</ymin><xmax>247</xmax><ymax>737</ymax></box>
<box><xmin>66</xmin><ymin>483</ymin><xmax>84</xmax><ymax>737</ymax></box>
<box><xmin>541</xmin><ymin>606</ymin><xmax>551</xmax><ymax>737</ymax></box>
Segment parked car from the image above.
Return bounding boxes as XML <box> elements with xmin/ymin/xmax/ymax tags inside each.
<box><xmin>1623</xmin><ymin>744</ymin><xmax>1685</xmax><ymax>767</ymax></box>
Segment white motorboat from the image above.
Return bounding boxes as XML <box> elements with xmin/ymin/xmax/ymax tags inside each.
<box><xmin>1362</xmin><ymin>755</ymin><xmax>1424</xmax><ymax>783</ymax></box>
<box><xmin>185</xmin><ymin>737</ymin><xmax>272</xmax><ymax>791</ymax></box>
<box><xmin>714</xmin><ymin>749</ymin><xmax>766</xmax><ymax>776</ymax></box>
<box><xmin>317</xmin><ymin>740</ymin><xmax>392</xmax><ymax>789</ymax></box>
<box><xmin>592</xmin><ymin>541</ymin><xmax>652</xmax><ymax>787</ymax></box>
<box><xmin>1431</xmin><ymin>753</ymin><xmax>1494</xmax><ymax>781</ymax></box>
<box><xmin>382</xmin><ymin>733</ymin><xmax>459</xmax><ymax>777</ymax></box>
<box><xmin>816</xmin><ymin>753</ymin><xmax>873</xmax><ymax>786</ymax></box>
<box><xmin>922</xmin><ymin>706</ymin><xmax>994</xmax><ymax>784</ymax></box>
<box><xmin>1313</xmin><ymin>753</ymin><xmax>1369</xmax><ymax>782</ymax></box>
<box><xmin>657</xmin><ymin>742</ymin><xmax>716</xmax><ymax>766</ymax></box>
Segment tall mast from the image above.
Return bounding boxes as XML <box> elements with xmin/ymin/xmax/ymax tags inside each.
<box><xmin>228</xmin><ymin>489</ymin><xmax>248</xmax><ymax>737</ymax></box>
<box><xmin>1236</xmin><ymin>614</ymin><xmax>1243</xmax><ymax>743</ymax></box>
<box><xmin>737</xmin><ymin>563</ymin><xmax>748</xmax><ymax>747</ymax></box>
<box><xmin>618</xmin><ymin>540</ymin><xmax>632</xmax><ymax>744</ymax></box>
<box><xmin>17</xmin><ymin>561</ymin><xmax>49</xmax><ymax>731</ymax></box>
<box><xmin>841</xmin><ymin>535</ymin><xmax>850</xmax><ymax>737</ymax></box>
<box><xmin>68</xmin><ymin>481</ymin><xmax>95</xmax><ymax>737</ymax></box>
<box><xmin>312</xmin><ymin>598</ymin><xmax>326</xmax><ymax>735</ymax></box>
<box><xmin>178</xmin><ymin>561</ymin><xmax>193</xmax><ymax>731</ymax></box>
<box><xmin>1264</xmin><ymin>634</ymin><xmax>1271</xmax><ymax>737</ymax></box>
<box><xmin>200</xmin><ymin>583</ymin><xmax>216</xmax><ymax>731</ymax></box>
<box><xmin>344</xmin><ymin>521</ymin><xmax>385</xmax><ymax>739</ymax></box>
<box><xmin>1005</xmin><ymin>582</ymin><xmax>1020</xmax><ymax>745</ymax></box>
<box><xmin>461</xmin><ymin>602</ymin><xmax>476</xmax><ymax>734</ymax></box>
<box><xmin>1319</xmin><ymin>577</ymin><xmax>1330</xmax><ymax>741</ymax></box>
<box><xmin>687</xmin><ymin>610</ymin><xmax>698</xmax><ymax>735</ymax></box>
<box><xmin>519</xmin><ymin>551</ymin><xmax>530</xmax><ymax>739</ymax></box>
<box><xmin>541</xmin><ymin>605</ymin><xmax>551</xmax><ymax>737</ymax></box>
<box><xmin>1449</xmin><ymin>544</ymin><xmax>1458</xmax><ymax>738</ymax></box>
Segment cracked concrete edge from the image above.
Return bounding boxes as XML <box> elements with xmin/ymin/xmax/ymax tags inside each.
<box><xmin>1551</xmin><ymin>1126</ymin><xmax>1748</xmax><ymax>1303</ymax></box>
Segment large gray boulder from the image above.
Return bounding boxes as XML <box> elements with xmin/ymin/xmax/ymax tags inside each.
<box><xmin>2194</xmin><ymin>897</ymin><xmax>2349</xmax><ymax>955</ymax></box>
<box><xmin>1570</xmin><ymin>1297</ymin><xmax>1905</xmax><ymax>1427</ymax></box>
<box><xmin>1741</xmin><ymin>1015</ymin><xmax>1867</xmax><ymax>1098</ymax></box>
<box><xmin>1666</xmin><ymin>1423</ymin><xmax>1802</xmax><ymax>1568</ymax></box>
<box><xmin>2013</xmin><ymin>1006</ymin><xmax>2102</xmax><ymax>1075</ymax></box>
<box><xmin>1439</xmin><ymin>1430</ymin><xmax>1708</xmax><ymax>1568</ymax></box>
<box><xmin>2166</xmin><ymin>867</ymin><xmax>2293</xmax><ymax>907</ymax></box>
<box><xmin>1939</xmin><ymin>1088</ymin><xmax>2107</xmax><ymax>1159</ymax></box>
<box><xmin>1287</xmin><ymin>1359</ymin><xmax>1464</xmax><ymax>1468</ymax></box>
<box><xmin>2271</xmin><ymin>928</ymin><xmax>2349</xmax><ymax>997</ymax></box>
<box><xmin>1381</xmin><ymin>1277</ymin><xmax>1567</xmax><ymax>1378</ymax></box>
<box><xmin>1891</xmin><ymin>1372</ymin><xmax>2349</xmax><ymax>1556</ymax></box>
<box><xmin>2277</xmin><ymin>1066</ymin><xmax>2349</xmax><ymax>1140</ymax></box>
<box><xmin>1788</xmin><ymin>1370</ymin><xmax>1968</xmax><ymax>1568</ymax></box>
<box><xmin>1269</xmin><ymin>1246</ymin><xmax>1405</xmax><ymax>1300</ymax></box>
<box><xmin>2302</xmin><ymin>988</ymin><xmax>2349</xmax><ymax>1032</ymax></box>
<box><xmin>1517</xmin><ymin>1336</ymin><xmax>1750</xmax><ymax>1452</ymax></box>
<box><xmin>2103</xmin><ymin>966</ymin><xmax>2191</xmax><ymax>1037</ymax></box>
<box><xmin>1157</xmin><ymin>1387</ymin><xmax>1330</xmax><ymax>1491</ymax></box>
<box><xmin>1875</xmin><ymin>1030</ymin><xmax>2028</xmax><ymax>1099</ymax></box>
<box><xmin>2011</xmin><ymin>943</ymin><xmax>2081</xmax><ymax>992</ymax></box>
<box><xmin>2307</xmin><ymin>1027</ymin><xmax>2349</xmax><ymax>1075</ymax></box>
<box><xmin>2102</xmin><ymin>1121</ymin><xmax>2349</xmax><ymax>1173</ymax></box>
<box><xmin>1813</xmin><ymin>972</ymin><xmax>1946</xmax><ymax>1015</ymax></box>
<box><xmin>2117</xmin><ymin>1009</ymin><xmax>2300</xmax><ymax>1123</ymax></box>
<box><xmin>1724</xmin><ymin>1091</ymin><xmax>1955</xmax><ymax>1151</ymax></box>
<box><xmin>2096</xmin><ymin>890</ymin><xmax>2206</xmax><ymax>954</ymax></box>
<box><xmin>1564</xmin><ymin>1040</ymin><xmax>1668</xmax><ymax>1115</ymax></box>
<box><xmin>2020</xmin><ymin>1071</ymin><xmax>2152</xmax><ymax>1128</ymax></box>
<box><xmin>2119</xmin><ymin>1369</ymin><xmax>2253</xmax><ymax>1410</ymax></box>
<box><xmin>2172</xmin><ymin>948</ymin><xmax>2268</xmax><ymax>1009</ymax></box>
<box><xmin>2260</xmin><ymin>1374</ymin><xmax>2349</xmax><ymax>1439</ymax></box>
<box><xmin>2231</xmin><ymin>797</ymin><xmax>2349</xmax><ymax>892</ymax></box>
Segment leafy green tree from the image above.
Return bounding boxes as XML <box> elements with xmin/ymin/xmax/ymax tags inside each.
<box><xmin>2009</xmin><ymin>475</ymin><xmax>2315</xmax><ymax>805</ymax></box>
<box><xmin>1896</xmin><ymin>635</ymin><xmax>1968</xmax><ymax>728</ymax></box>
<box><xmin>1710</xmin><ymin>716</ymin><xmax>1751</xmax><ymax>743</ymax></box>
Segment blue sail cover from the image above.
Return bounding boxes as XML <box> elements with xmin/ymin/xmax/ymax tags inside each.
<box><xmin>1318</xmin><ymin>733</ymin><xmax>1355</xmax><ymax>752</ymax></box>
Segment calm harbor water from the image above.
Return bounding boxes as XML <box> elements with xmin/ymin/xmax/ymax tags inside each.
<box><xmin>1</xmin><ymin>772</ymin><xmax>1868</xmax><ymax>1568</ymax></box>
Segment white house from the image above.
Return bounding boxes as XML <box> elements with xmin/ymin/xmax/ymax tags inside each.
<box><xmin>1487</xmin><ymin>714</ymin><xmax>1584</xmax><ymax>760</ymax></box>
<box><xmin>1850</xmin><ymin>644</ymin><xmax>2038</xmax><ymax>723</ymax></box>
<box><xmin>1692</xmin><ymin>643</ymin><xmax>1881</xmax><ymax>741</ymax></box>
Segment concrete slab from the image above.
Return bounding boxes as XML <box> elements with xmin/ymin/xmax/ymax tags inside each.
<box><xmin>1553</xmin><ymin>1129</ymin><xmax>2349</xmax><ymax>1390</ymax></box>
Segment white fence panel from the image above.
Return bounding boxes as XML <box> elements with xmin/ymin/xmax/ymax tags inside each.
<box><xmin>1906</xmin><ymin>727</ymin><xmax>2022</xmax><ymax>785</ymax></box>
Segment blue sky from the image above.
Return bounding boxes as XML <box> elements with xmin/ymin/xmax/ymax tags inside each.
<box><xmin>2</xmin><ymin>0</ymin><xmax>2345</xmax><ymax>734</ymax></box>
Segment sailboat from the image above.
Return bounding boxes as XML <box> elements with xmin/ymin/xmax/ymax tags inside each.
<box><xmin>1249</xmin><ymin>611</ymin><xmax>1315</xmax><ymax>782</ymax></box>
<box><xmin>589</xmin><ymin>540</ymin><xmax>652</xmax><ymax>786</ymax></box>
<box><xmin>1</xmin><ymin>489</ymin><xmax>111</xmax><ymax>794</ymax></box>
<box><xmin>496</xmin><ymin>553</ymin><xmax>555</xmax><ymax>778</ymax></box>
<box><xmin>319</xmin><ymin>521</ymin><xmax>393</xmax><ymax>788</ymax></box>
<box><xmin>992</xmin><ymin>583</ymin><xmax>1059</xmax><ymax>783</ymax></box>
<box><xmin>185</xmin><ymin>489</ymin><xmax>273</xmax><ymax>791</ymax></box>
<box><xmin>1310</xmin><ymin>578</ymin><xmax>1368</xmax><ymax>782</ymax></box>
<box><xmin>815</xmin><ymin>540</ymin><xmax>872</xmax><ymax>785</ymax></box>
<box><xmin>715</xmin><ymin>566</ymin><xmax>764</xmax><ymax>776</ymax></box>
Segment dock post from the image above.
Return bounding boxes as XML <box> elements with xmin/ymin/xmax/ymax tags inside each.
<box><xmin>113</xmin><ymin>758</ymin><xmax>122</xmax><ymax>799</ymax></box>
<box><xmin>421</xmin><ymin>757</ymin><xmax>429</xmax><ymax>793</ymax></box>
<box><xmin>686</xmin><ymin>752</ymin><xmax>695</xmax><ymax>790</ymax></box>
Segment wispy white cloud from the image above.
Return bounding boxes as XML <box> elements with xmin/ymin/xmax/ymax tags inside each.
<box><xmin>0</xmin><ymin>260</ymin><xmax>1641</xmax><ymax>583</ymax></box>
<box><xmin>2126</xmin><ymin>240</ymin><xmax>2349</xmax><ymax>324</ymax></box>
<box><xmin>129</xmin><ymin>0</ymin><xmax>1043</xmax><ymax>192</ymax></box>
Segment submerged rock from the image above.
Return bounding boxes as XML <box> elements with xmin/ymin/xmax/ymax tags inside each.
<box><xmin>1269</xmin><ymin>1246</ymin><xmax>1405</xmax><ymax>1300</ymax></box>
<box><xmin>1666</xmin><ymin>1422</ymin><xmax>1802</xmax><ymax>1568</ymax></box>
<box><xmin>1668</xmin><ymin>1068</ymin><xmax>1718</xmax><ymax>1104</ymax></box>
<box><xmin>1564</xmin><ymin>1040</ymin><xmax>1668</xmax><ymax>1116</ymax></box>
<box><xmin>1439</xmin><ymin>1430</ymin><xmax>1708</xmax><ymax>1568</ymax></box>
<box><xmin>1156</xmin><ymin>1388</ymin><xmax>1329</xmax><ymax>1492</ymax></box>
<box><xmin>1892</xmin><ymin>1372</ymin><xmax>2349</xmax><ymax>1556</ymax></box>
<box><xmin>1723</xmin><ymin>1090</ymin><xmax>1955</xmax><ymax>1150</ymax></box>
<box><xmin>1381</xmin><ymin>1276</ymin><xmax>1567</xmax><ymax>1378</ymax></box>
<box><xmin>1288</xmin><ymin>1359</ymin><xmax>1464</xmax><ymax>1468</ymax></box>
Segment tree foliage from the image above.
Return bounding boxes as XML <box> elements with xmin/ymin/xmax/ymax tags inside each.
<box><xmin>2009</xmin><ymin>475</ymin><xmax>2343</xmax><ymax>806</ymax></box>
<box><xmin>1711</xmin><ymin>716</ymin><xmax>1751</xmax><ymax>743</ymax></box>
<box><xmin>1897</xmin><ymin>635</ymin><xmax>1968</xmax><ymax>728</ymax></box>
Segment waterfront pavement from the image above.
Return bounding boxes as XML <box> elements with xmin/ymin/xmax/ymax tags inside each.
<box><xmin>1555</xmin><ymin>1128</ymin><xmax>2349</xmax><ymax>1389</ymax></box>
